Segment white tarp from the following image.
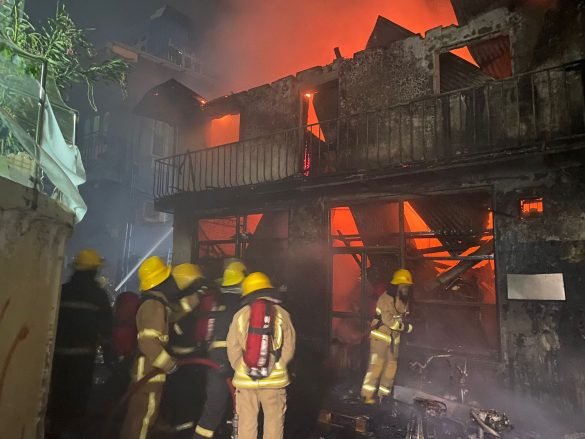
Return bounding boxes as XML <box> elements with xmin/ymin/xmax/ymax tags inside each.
<box><xmin>0</xmin><ymin>38</ymin><xmax>87</xmax><ymax>222</ymax></box>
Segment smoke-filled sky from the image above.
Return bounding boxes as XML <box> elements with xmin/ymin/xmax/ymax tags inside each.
<box><xmin>200</xmin><ymin>0</ymin><xmax>464</xmax><ymax>93</ymax></box>
<box><xmin>26</xmin><ymin>0</ymin><xmax>166</xmax><ymax>42</ymax></box>
<box><xmin>27</xmin><ymin>0</ymin><xmax>466</xmax><ymax>95</ymax></box>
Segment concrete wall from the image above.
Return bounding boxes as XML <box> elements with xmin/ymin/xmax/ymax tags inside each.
<box><xmin>0</xmin><ymin>177</ymin><xmax>74</xmax><ymax>439</ymax></box>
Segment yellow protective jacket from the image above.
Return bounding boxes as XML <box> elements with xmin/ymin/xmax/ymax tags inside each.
<box><xmin>370</xmin><ymin>292</ymin><xmax>409</xmax><ymax>346</ymax></box>
<box><xmin>132</xmin><ymin>291</ymin><xmax>199</xmax><ymax>383</ymax></box>
<box><xmin>227</xmin><ymin>300</ymin><xmax>296</xmax><ymax>389</ymax></box>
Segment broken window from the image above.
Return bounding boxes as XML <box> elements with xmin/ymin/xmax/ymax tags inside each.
<box><xmin>195</xmin><ymin>211</ymin><xmax>288</xmax><ymax>283</ymax></box>
<box><xmin>405</xmin><ymin>194</ymin><xmax>497</xmax><ymax>354</ymax></box>
<box><xmin>205</xmin><ymin>113</ymin><xmax>240</xmax><ymax>148</ymax></box>
<box><xmin>329</xmin><ymin>192</ymin><xmax>497</xmax><ymax>374</ymax></box>
<box><xmin>520</xmin><ymin>197</ymin><xmax>544</xmax><ymax>219</ymax></box>
<box><xmin>152</xmin><ymin>120</ymin><xmax>175</xmax><ymax>157</ymax></box>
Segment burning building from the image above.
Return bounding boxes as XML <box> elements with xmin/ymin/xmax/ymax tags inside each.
<box><xmin>142</xmin><ymin>1</ymin><xmax>585</xmax><ymax>427</ymax></box>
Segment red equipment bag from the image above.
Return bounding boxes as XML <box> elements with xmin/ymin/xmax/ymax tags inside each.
<box><xmin>243</xmin><ymin>299</ymin><xmax>275</xmax><ymax>379</ymax></box>
<box><xmin>194</xmin><ymin>292</ymin><xmax>218</xmax><ymax>343</ymax></box>
<box><xmin>112</xmin><ymin>292</ymin><xmax>140</xmax><ymax>359</ymax></box>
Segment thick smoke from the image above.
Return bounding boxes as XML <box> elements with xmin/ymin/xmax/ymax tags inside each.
<box><xmin>199</xmin><ymin>0</ymin><xmax>462</xmax><ymax>96</ymax></box>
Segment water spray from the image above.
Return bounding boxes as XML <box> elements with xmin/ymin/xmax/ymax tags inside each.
<box><xmin>114</xmin><ymin>227</ymin><xmax>173</xmax><ymax>292</ymax></box>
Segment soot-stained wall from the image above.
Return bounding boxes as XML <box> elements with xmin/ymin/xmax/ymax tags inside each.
<box><xmin>495</xmin><ymin>165</ymin><xmax>585</xmax><ymax>414</ymax></box>
<box><xmin>238</xmin><ymin>76</ymin><xmax>300</xmax><ymax>140</ymax></box>
<box><xmin>286</xmin><ymin>201</ymin><xmax>329</xmax><ymax>343</ymax></box>
<box><xmin>339</xmin><ymin>41</ymin><xmax>432</xmax><ymax>116</ymax></box>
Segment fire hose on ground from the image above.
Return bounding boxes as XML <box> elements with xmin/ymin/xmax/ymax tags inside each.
<box><xmin>101</xmin><ymin>358</ymin><xmax>237</xmax><ymax>439</ymax></box>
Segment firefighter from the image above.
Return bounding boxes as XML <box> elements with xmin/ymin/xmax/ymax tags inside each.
<box><xmin>48</xmin><ymin>249</ymin><xmax>112</xmax><ymax>437</ymax></box>
<box><xmin>160</xmin><ymin>263</ymin><xmax>209</xmax><ymax>438</ymax></box>
<box><xmin>119</xmin><ymin>256</ymin><xmax>199</xmax><ymax>439</ymax></box>
<box><xmin>193</xmin><ymin>260</ymin><xmax>247</xmax><ymax>439</ymax></box>
<box><xmin>227</xmin><ymin>272</ymin><xmax>296</xmax><ymax>439</ymax></box>
<box><xmin>361</xmin><ymin>268</ymin><xmax>413</xmax><ymax>404</ymax></box>
<box><xmin>47</xmin><ymin>248</ymin><xmax>112</xmax><ymax>438</ymax></box>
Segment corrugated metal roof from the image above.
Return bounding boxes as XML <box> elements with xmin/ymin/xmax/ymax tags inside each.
<box><xmin>440</xmin><ymin>53</ymin><xmax>493</xmax><ymax>92</ymax></box>
<box><xmin>449</xmin><ymin>1</ymin><xmax>512</xmax><ymax>79</ymax></box>
<box><xmin>469</xmin><ymin>35</ymin><xmax>512</xmax><ymax>79</ymax></box>
<box><xmin>410</xmin><ymin>193</ymin><xmax>491</xmax><ymax>254</ymax></box>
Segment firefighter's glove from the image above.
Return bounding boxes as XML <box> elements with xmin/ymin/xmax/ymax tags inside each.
<box><xmin>398</xmin><ymin>322</ymin><xmax>413</xmax><ymax>333</ymax></box>
<box><xmin>401</xmin><ymin>316</ymin><xmax>414</xmax><ymax>334</ymax></box>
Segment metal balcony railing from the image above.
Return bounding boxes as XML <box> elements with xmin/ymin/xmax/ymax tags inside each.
<box><xmin>155</xmin><ymin>60</ymin><xmax>585</xmax><ymax>200</ymax></box>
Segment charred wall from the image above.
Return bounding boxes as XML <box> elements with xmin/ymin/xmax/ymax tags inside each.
<box><xmin>530</xmin><ymin>0</ymin><xmax>585</xmax><ymax>70</ymax></box>
<box><xmin>286</xmin><ymin>201</ymin><xmax>329</xmax><ymax>343</ymax></box>
<box><xmin>339</xmin><ymin>42</ymin><xmax>432</xmax><ymax>116</ymax></box>
<box><xmin>495</xmin><ymin>165</ymin><xmax>585</xmax><ymax>414</ymax></box>
<box><xmin>238</xmin><ymin>76</ymin><xmax>300</xmax><ymax>139</ymax></box>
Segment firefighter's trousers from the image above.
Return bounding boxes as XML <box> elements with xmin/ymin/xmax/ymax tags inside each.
<box><xmin>119</xmin><ymin>381</ymin><xmax>163</xmax><ymax>439</ymax></box>
<box><xmin>161</xmin><ymin>363</ymin><xmax>205</xmax><ymax>438</ymax></box>
<box><xmin>361</xmin><ymin>337</ymin><xmax>399</xmax><ymax>400</ymax></box>
<box><xmin>235</xmin><ymin>387</ymin><xmax>287</xmax><ymax>439</ymax></box>
<box><xmin>194</xmin><ymin>352</ymin><xmax>232</xmax><ymax>439</ymax></box>
<box><xmin>47</xmin><ymin>352</ymin><xmax>96</xmax><ymax>437</ymax></box>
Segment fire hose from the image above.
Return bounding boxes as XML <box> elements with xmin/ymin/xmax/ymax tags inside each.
<box><xmin>101</xmin><ymin>358</ymin><xmax>237</xmax><ymax>439</ymax></box>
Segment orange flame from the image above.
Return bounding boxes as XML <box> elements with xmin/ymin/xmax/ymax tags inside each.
<box><xmin>203</xmin><ymin>0</ymin><xmax>473</xmax><ymax>94</ymax></box>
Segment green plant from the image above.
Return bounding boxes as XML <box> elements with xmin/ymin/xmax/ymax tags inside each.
<box><xmin>1</xmin><ymin>0</ymin><xmax>128</xmax><ymax>110</ymax></box>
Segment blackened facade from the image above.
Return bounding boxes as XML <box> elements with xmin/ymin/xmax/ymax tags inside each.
<box><xmin>148</xmin><ymin>3</ymin><xmax>585</xmax><ymax>426</ymax></box>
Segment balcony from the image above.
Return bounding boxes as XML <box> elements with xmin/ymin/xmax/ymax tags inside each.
<box><xmin>154</xmin><ymin>61</ymin><xmax>585</xmax><ymax>204</ymax></box>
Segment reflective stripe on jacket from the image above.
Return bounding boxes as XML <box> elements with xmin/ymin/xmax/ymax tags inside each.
<box><xmin>227</xmin><ymin>301</ymin><xmax>296</xmax><ymax>389</ymax></box>
<box><xmin>131</xmin><ymin>291</ymin><xmax>175</xmax><ymax>383</ymax></box>
<box><xmin>370</xmin><ymin>293</ymin><xmax>408</xmax><ymax>346</ymax></box>
<box><xmin>55</xmin><ymin>273</ymin><xmax>112</xmax><ymax>354</ymax></box>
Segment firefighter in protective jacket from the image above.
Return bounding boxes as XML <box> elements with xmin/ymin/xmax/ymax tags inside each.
<box><xmin>161</xmin><ymin>263</ymin><xmax>208</xmax><ymax>438</ymax></box>
<box><xmin>361</xmin><ymin>269</ymin><xmax>413</xmax><ymax>404</ymax></box>
<box><xmin>193</xmin><ymin>260</ymin><xmax>246</xmax><ymax>439</ymax></box>
<box><xmin>119</xmin><ymin>256</ymin><xmax>199</xmax><ymax>439</ymax></box>
<box><xmin>227</xmin><ymin>272</ymin><xmax>296</xmax><ymax>439</ymax></box>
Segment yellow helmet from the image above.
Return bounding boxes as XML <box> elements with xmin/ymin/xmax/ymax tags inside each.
<box><xmin>138</xmin><ymin>256</ymin><xmax>171</xmax><ymax>292</ymax></box>
<box><xmin>241</xmin><ymin>272</ymin><xmax>273</xmax><ymax>297</ymax></box>
<box><xmin>172</xmin><ymin>263</ymin><xmax>204</xmax><ymax>290</ymax></box>
<box><xmin>74</xmin><ymin>248</ymin><xmax>103</xmax><ymax>271</ymax></box>
<box><xmin>222</xmin><ymin>261</ymin><xmax>247</xmax><ymax>287</ymax></box>
<box><xmin>390</xmin><ymin>268</ymin><xmax>414</xmax><ymax>286</ymax></box>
